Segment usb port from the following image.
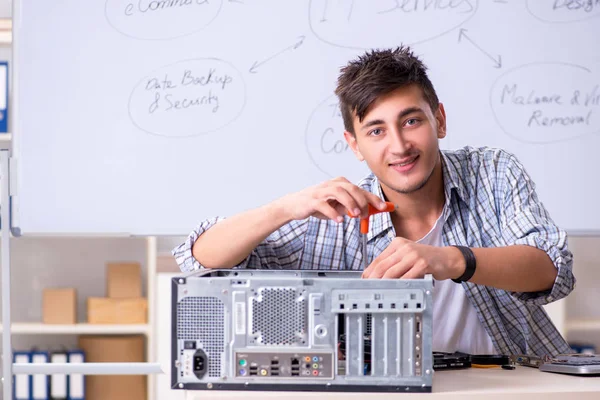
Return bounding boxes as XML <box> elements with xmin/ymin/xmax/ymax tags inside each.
<box><xmin>271</xmin><ymin>360</ymin><xmax>279</xmax><ymax>365</ymax></box>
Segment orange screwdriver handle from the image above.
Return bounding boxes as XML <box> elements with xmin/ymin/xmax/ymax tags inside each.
<box><xmin>347</xmin><ymin>202</ymin><xmax>396</xmax><ymax>234</ymax></box>
<box><xmin>368</xmin><ymin>202</ymin><xmax>396</xmax><ymax>214</ymax></box>
<box><xmin>360</xmin><ymin>218</ymin><xmax>370</xmax><ymax>234</ymax></box>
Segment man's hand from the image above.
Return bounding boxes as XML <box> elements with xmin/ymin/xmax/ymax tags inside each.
<box><xmin>362</xmin><ymin>237</ymin><xmax>465</xmax><ymax>280</ymax></box>
<box><xmin>276</xmin><ymin>177</ymin><xmax>388</xmax><ymax>222</ymax></box>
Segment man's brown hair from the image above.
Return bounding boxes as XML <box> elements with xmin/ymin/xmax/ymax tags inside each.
<box><xmin>335</xmin><ymin>46</ymin><xmax>439</xmax><ymax>135</ymax></box>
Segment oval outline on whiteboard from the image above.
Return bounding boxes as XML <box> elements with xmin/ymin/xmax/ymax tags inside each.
<box><xmin>305</xmin><ymin>94</ymin><xmax>356</xmax><ymax>179</ymax></box>
<box><xmin>489</xmin><ymin>61</ymin><xmax>599</xmax><ymax>145</ymax></box>
<box><xmin>128</xmin><ymin>57</ymin><xmax>247</xmax><ymax>138</ymax></box>
<box><xmin>526</xmin><ymin>0</ymin><xmax>600</xmax><ymax>24</ymax></box>
<box><xmin>308</xmin><ymin>0</ymin><xmax>479</xmax><ymax>50</ymax></box>
<box><xmin>104</xmin><ymin>0</ymin><xmax>224</xmax><ymax>41</ymax></box>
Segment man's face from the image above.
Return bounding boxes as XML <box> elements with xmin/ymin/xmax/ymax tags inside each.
<box><xmin>344</xmin><ymin>84</ymin><xmax>446</xmax><ymax>195</ymax></box>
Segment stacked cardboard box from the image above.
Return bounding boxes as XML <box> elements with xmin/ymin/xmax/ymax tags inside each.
<box><xmin>87</xmin><ymin>262</ymin><xmax>147</xmax><ymax>324</ymax></box>
<box><xmin>82</xmin><ymin>262</ymin><xmax>148</xmax><ymax>399</ymax></box>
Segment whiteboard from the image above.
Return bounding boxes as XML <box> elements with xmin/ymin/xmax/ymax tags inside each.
<box><xmin>13</xmin><ymin>0</ymin><xmax>600</xmax><ymax>235</ymax></box>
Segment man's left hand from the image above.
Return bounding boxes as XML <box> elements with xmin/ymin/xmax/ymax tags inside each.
<box><xmin>362</xmin><ymin>237</ymin><xmax>464</xmax><ymax>280</ymax></box>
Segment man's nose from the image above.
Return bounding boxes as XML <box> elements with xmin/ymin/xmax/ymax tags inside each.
<box><xmin>388</xmin><ymin>127</ymin><xmax>411</xmax><ymax>153</ymax></box>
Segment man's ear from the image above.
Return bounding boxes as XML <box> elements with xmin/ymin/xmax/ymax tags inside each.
<box><xmin>344</xmin><ymin>131</ymin><xmax>365</xmax><ymax>161</ymax></box>
<box><xmin>436</xmin><ymin>103</ymin><xmax>447</xmax><ymax>139</ymax></box>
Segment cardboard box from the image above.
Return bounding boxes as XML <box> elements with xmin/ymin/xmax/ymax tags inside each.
<box><xmin>107</xmin><ymin>262</ymin><xmax>142</xmax><ymax>298</ymax></box>
<box><xmin>87</xmin><ymin>298</ymin><xmax>147</xmax><ymax>324</ymax></box>
<box><xmin>42</xmin><ymin>288</ymin><xmax>77</xmax><ymax>324</ymax></box>
<box><xmin>78</xmin><ymin>335</ymin><xmax>146</xmax><ymax>400</ymax></box>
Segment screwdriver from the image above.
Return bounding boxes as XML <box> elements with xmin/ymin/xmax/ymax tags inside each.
<box><xmin>348</xmin><ymin>202</ymin><xmax>397</xmax><ymax>270</ymax></box>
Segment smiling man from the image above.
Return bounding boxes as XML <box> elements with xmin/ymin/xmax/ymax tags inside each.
<box><xmin>173</xmin><ymin>47</ymin><xmax>575</xmax><ymax>358</ymax></box>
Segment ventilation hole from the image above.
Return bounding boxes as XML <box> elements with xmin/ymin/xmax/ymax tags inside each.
<box><xmin>177</xmin><ymin>297</ymin><xmax>224</xmax><ymax>377</ymax></box>
<box><xmin>251</xmin><ymin>288</ymin><xmax>306</xmax><ymax>345</ymax></box>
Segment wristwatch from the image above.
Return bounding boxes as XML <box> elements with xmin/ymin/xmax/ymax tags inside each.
<box><xmin>451</xmin><ymin>245</ymin><xmax>476</xmax><ymax>283</ymax></box>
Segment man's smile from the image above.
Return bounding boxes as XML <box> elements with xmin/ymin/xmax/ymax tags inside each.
<box><xmin>389</xmin><ymin>154</ymin><xmax>419</xmax><ymax>173</ymax></box>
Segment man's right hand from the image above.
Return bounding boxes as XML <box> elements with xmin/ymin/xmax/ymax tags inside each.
<box><xmin>275</xmin><ymin>177</ymin><xmax>389</xmax><ymax>223</ymax></box>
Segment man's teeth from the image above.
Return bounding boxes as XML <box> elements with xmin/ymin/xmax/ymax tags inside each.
<box><xmin>395</xmin><ymin>157</ymin><xmax>416</xmax><ymax>166</ymax></box>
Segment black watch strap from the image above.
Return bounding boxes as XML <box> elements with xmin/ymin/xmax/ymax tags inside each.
<box><xmin>451</xmin><ymin>246</ymin><xmax>476</xmax><ymax>283</ymax></box>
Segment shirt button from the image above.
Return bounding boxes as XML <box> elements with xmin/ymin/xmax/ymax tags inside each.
<box><xmin>547</xmin><ymin>296</ymin><xmax>554</xmax><ymax>302</ymax></box>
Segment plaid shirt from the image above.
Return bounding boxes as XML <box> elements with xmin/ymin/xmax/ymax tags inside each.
<box><xmin>173</xmin><ymin>146</ymin><xmax>575</xmax><ymax>357</ymax></box>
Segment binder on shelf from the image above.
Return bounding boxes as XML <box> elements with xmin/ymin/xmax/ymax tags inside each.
<box><xmin>31</xmin><ymin>350</ymin><xmax>50</xmax><ymax>400</ymax></box>
<box><xmin>13</xmin><ymin>350</ymin><xmax>31</xmax><ymax>400</ymax></box>
<box><xmin>50</xmin><ymin>351</ymin><xmax>68</xmax><ymax>400</ymax></box>
<box><xmin>67</xmin><ymin>349</ymin><xmax>85</xmax><ymax>400</ymax></box>
<box><xmin>0</xmin><ymin>61</ymin><xmax>7</xmax><ymax>133</ymax></box>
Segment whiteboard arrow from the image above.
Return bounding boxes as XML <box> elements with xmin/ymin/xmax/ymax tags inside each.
<box><xmin>249</xmin><ymin>36</ymin><xmax>306</xmax><ymax>73</ymax></box>
<box><xmin>458</xmin><ymin>29</ymin><xmax>502</xmax><ymax>69</ymax></box>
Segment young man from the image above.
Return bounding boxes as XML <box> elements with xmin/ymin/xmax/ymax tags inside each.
<box><xmin>174</xmin><ymin>47</ymin><xmax>574</xmax><ymax>358</ymax></box>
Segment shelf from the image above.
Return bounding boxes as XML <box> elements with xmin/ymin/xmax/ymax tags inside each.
<box><xmin>565</xmin><ymin>319</ymin><xmax>600</xmax><ymax>332</ymax></box>
<box><xmin>1</xmin><ymin>323</ymin><xmax>151</xmax><ymax>335</ymax></box>
<box><xmin>13</xmin><ymin>362</ymin><xmax>163</xmax><ymax>375</ymax></box>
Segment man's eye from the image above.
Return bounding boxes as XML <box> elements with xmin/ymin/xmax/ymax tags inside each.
<box><xmin>406</xmin><ymin>118</ymin><xmax>420</xmax><ymax>126</ymax></box>
<box><xmin>369</xmin><ymin>128</ymin><xmax>382</xmax><ymax>136</ymax></box>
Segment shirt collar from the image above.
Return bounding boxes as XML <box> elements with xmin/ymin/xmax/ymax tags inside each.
<box><xmin>365</xmin><ymin>151</ymin><xmax>467</xmax><ymax>241</ymax></box>
<box><xmin>440</xmin><ymin>150</ymin><xmax>468</xmax><ymax>205</ymax></box>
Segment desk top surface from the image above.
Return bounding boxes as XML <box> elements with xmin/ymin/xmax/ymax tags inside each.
<box><xmin>184</xmin><ymin>366</ymin><xmax>600</xmax><ymax>400</ymax></box>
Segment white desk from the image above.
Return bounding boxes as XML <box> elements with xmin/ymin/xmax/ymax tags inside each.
<box><xmin>184</xmin><ymin>367</ymin><xmax>600</xmax><ymax>400</ymax></box>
